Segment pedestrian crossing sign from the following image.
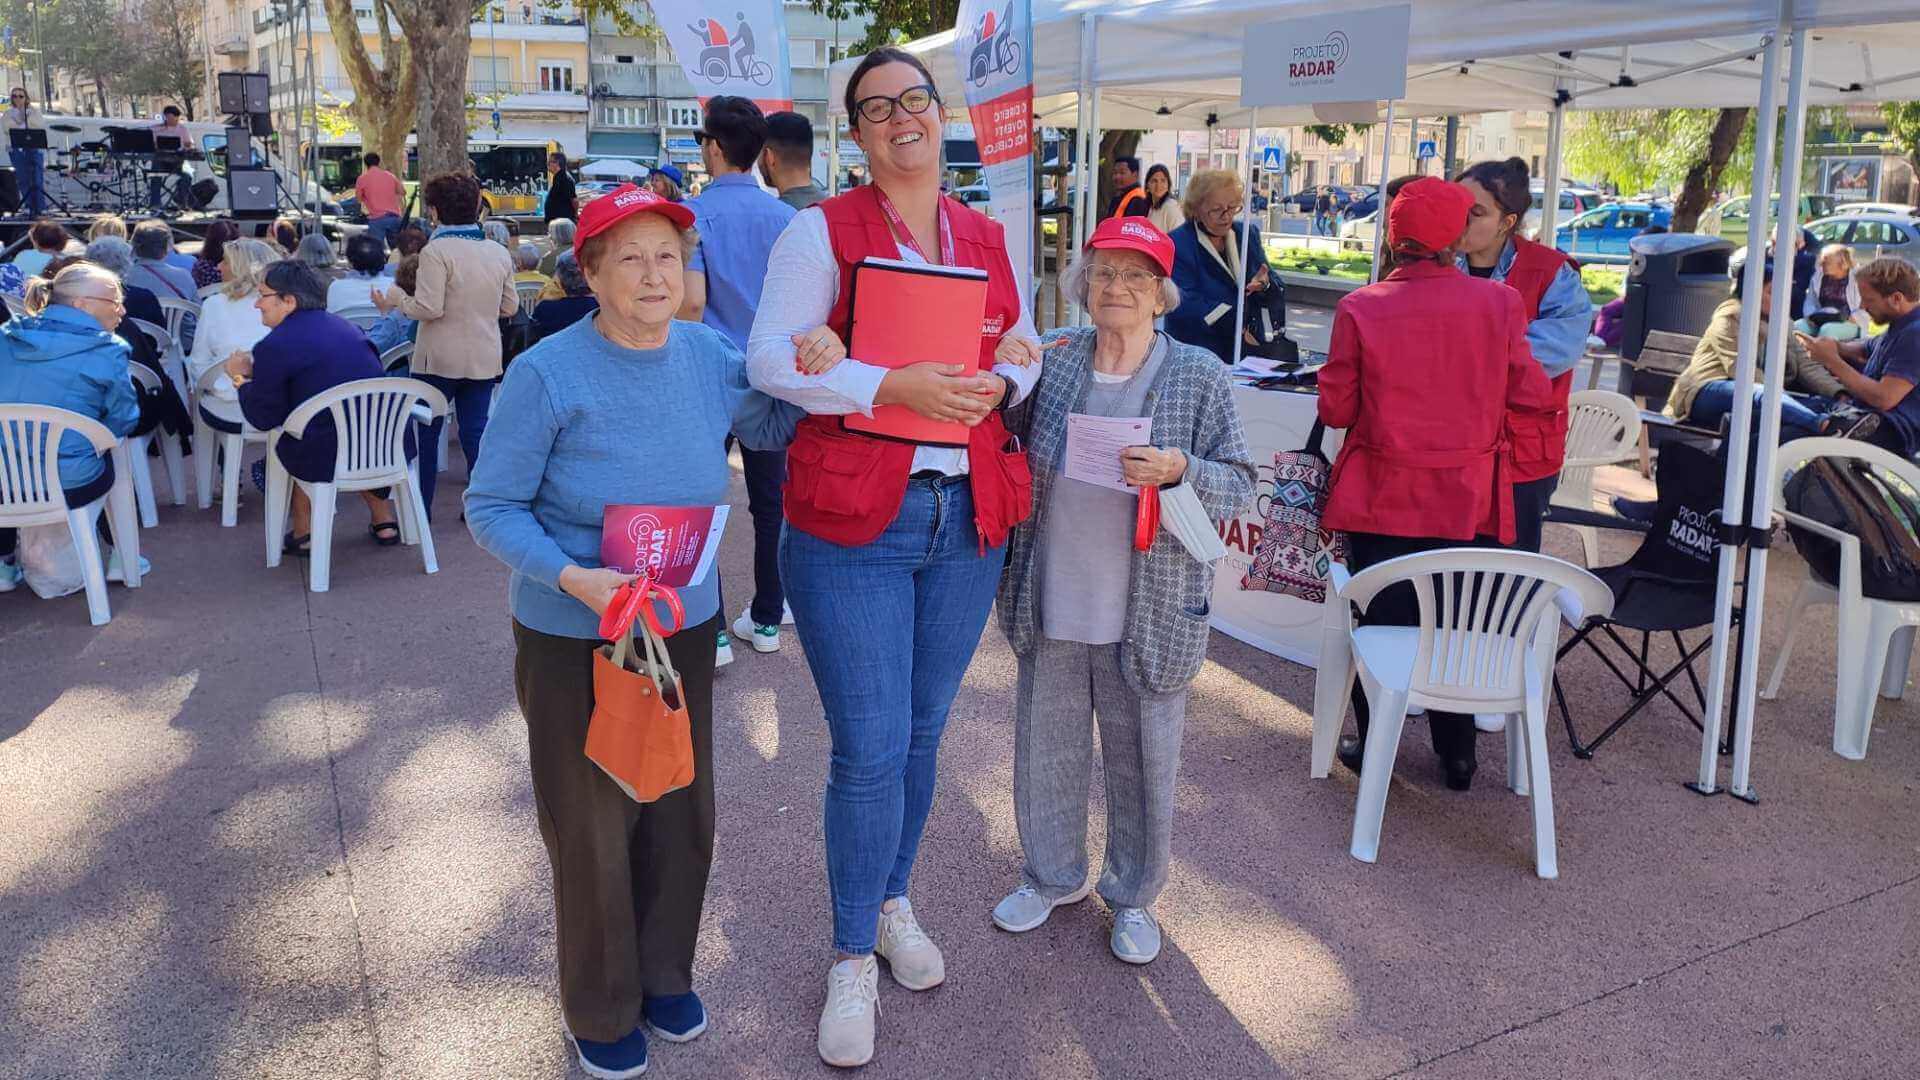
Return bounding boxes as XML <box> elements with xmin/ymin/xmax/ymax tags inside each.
<box><xmin>1260</xmin><ymin>146</ymin><xmax>1285</xmax><ymax>171</ymax></box>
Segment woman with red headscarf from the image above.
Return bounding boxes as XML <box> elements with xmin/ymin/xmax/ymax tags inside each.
<box><xmin>1316</xmin><ymin>177</ymin><xmax>1557</xmax><ymax>791</ymax></box>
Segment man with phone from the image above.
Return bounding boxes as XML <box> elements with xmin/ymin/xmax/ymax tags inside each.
<box><xmin>1799</xmin><ymin>256</ymin><xmax>1920</xmax><ymax>456</ymax></box>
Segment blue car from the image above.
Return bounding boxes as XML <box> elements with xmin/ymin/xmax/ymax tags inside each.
<box><xmin>1554</xmin><ymin>203</ymin><xmax>1673</xmax><ymax>258</ymax></box>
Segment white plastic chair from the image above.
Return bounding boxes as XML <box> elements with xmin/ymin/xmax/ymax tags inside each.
<box><xmin>0</xmin><ymin>404</ymin><xmax>142</xmax><ymax>624</ymax></box>
<box><xmin>515</xmin><ymin>280</ymin><xmax>544</xmax><ymax>318</ymax></box>
<box><xmin>334</xmin><ymin>305</ymin><xmax>383</xmax><ymax>331</ymax></box>
<box><xmin>1551</xmin><ymin>390</ymin><xmax>1642</xmax><ymax>566</ymax></box>
<box><xmin>378</xmin><ymin>341</ymin><xmax>414</xmax><ymax>373</ymax></box>
<box><xmin>1310</xmin><ymin>548</ymin><xmax>1614</xmax><ymax>879</ymax></box>
<box><xmin>1761</xmin><ymin>437</ymin><xmax>1920</xmax><ymax>760</ymax></box>
<box><xmin>125</xmin><ymin>316</ymin><xmax>189</xmax><ymax>406</ymax></box>
<box><xmin>124</xmin><ymin>365</ymin><xmax>187</xmax><ymax>526</ymax></box>
<box><xmin>263</xmin><ymin>377</ymin><xmax>447</xmax><ymax>593</ymax></box>
<box><xmin>191</xmin><ymin>363</ymin><xmax>270</xmax><ymax>526</ymax></box>
<box><xmin>196</xmin><ymin>282</ymin><xmax>223</xmax><ymax>300</ymax></box>
<box><xmin>156</xmin><ymin>296</ymin><xmax>200</xmax><ymax>354</ymax></box>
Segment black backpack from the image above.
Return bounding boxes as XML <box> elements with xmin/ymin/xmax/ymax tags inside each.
<box><xmin>1784</xmin><ymin>456</ymin><xmax>1920</xmax><ymax>601</ymax></box>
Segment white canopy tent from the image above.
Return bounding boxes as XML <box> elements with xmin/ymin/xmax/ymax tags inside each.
<box><xmin>579</xmin><ymin>158</ymin><xmax>647</xmax><ymax>180</ymax></box>
<box><xmin>830</xmin><ymin>0</ymin><xmax>1920</xmax><ymax>798</ymax></box>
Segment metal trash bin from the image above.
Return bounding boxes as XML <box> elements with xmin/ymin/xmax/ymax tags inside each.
<box><xmin>1618</xmin><ymin>232</ymin><xmax>1735</xmax><ymax>396</ymax></box>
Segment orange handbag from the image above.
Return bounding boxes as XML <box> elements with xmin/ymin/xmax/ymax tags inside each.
<box><xmin>586</xmin><ymin>576</ymin><xmax>695</xmax><ymax>804</ymax></box>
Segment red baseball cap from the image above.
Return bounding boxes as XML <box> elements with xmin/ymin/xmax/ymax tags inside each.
<box><xmin>1387</xmin><ymin>177</ymin><xmax>1475</xmax><ymax>258</ymax></box>
<box><xmin>573</xmin><ymin>183</ymin><xmax>696</xmax><ymax>259</ymax></box>
<box><xmin>1087</xmin><ymin>216</ymin><xmax>1175</xmax><ymax>275</ymax></box>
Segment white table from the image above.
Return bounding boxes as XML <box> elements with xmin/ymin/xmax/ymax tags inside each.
<box><xmin>1209</xmin><ymin>384</ymin><xmax>1342</xmax><ymax>667</ymax></box>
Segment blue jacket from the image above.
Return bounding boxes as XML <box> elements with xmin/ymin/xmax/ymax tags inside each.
<box><xmin>0</xmin><ymin>305</ymin><xmax>141</xmax><ymax>489</ymax></box>
<box><xmin>1166</xmin><ymin>220</ymin><xmax>1274</xmax><ymax>362</ymax></box>
<box><xmin>238</xmin><ymin>309</ymin><xmax>386</xmax><ymax>483</ymax></box>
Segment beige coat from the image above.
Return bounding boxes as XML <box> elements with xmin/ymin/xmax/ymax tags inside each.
<box><xmin>396</xmin><ymin>234</ymin><xmax>519</xmax><ymax>379</ymax></box>
<box><xmin>1665</xmin><ymin>297</ymin><xmax>1846</xmax><ymax>422</ymax></box>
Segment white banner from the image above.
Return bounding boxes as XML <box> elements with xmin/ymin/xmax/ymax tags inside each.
<box><xmin>650</xmin><ymin>0</ymin><xmax>794</xmax><ymax>113</ymax></box>
<box><xmin>953</xmin><ymin>0</ymin><xmax>1034</xmax><ymax>300</ymax></box>
<box><xmin>1240</xmin><ymin>4</ymin><xmax>1411</xmax><ymax>108</ymax></box>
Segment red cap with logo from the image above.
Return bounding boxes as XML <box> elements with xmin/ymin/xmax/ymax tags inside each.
<box><xmin>573</xmin><ymin>183</ymin><xmax>697</xmax><ymax>259</ymax></box>
<box><xmin>1087</xmin><ymin>215</ymin><xmax>1176</xmax><ymax>275</ymax></box>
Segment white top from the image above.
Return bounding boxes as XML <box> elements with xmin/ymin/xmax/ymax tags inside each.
<box><xmin>4</xmin><ymin>106</ymin><xmax>42</xmax><ymax>131</ymax></box>
<box><xmin>1148</xmin><ymin>199</ymin><xmax>1186</xmax><ymax>235</ymax></box>
<box><xmin>745</xmin><ymin>206</ymin><xmax>1041</xmax><ymax>476</ymax></box>
<box><xmin>186</xmin><ymin>291</ymin><xmax>270</xmax><ymax>401</ymax></box>
<box><xmin>328</xmin><ymin>272</ymin><xmax>394</xmax><ymax>314</ymax></box>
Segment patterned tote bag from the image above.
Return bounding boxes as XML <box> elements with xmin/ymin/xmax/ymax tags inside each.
<box><xmin>1242</xmin><ymin>419</ymin><xmax>1347</xmax><ymax>603</ymax></box>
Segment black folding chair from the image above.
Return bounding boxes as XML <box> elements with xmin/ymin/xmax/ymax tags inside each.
<box><xmin>1553</xmin><ymin>443</ymin><xmax>1745</xmax><ymax>757</ymax></box>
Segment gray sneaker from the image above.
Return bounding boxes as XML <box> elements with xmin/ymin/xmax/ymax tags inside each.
<box><xmin>1110</xmin><ymin>907</ymin><xmax>1162</xmax><ymax>965</ymax></box>
<box><xmin>991</xmin><ymin>881</ymin><xmax>1092</xmax><ymax>933</ymax></box>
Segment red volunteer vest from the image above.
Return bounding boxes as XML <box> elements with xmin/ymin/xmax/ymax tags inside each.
<box><xmin>1502</xmin><ymin>236</ymin><xmax>1582</xmax><ymax>483</ymax></box>
<box><xmin>783</xmin><ymin>185</ymin><xmax>1033</xmax><ymax>549</ymax></box>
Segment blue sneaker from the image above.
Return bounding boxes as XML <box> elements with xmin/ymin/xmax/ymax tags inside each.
<box><xmin>569</xmin><ymin>1025</ymin><xmax>647</xmax><ymax>1079</ymax></box>
<box><xmin>643</xmin><ymin>991</ymin><xmax>708</xmax><ymax>1043</ymax></box>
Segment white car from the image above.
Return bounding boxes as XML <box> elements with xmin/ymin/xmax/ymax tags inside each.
<box><xmin>1338</xmin><ymin>209</ymin><xmax>1379</xmax><ymax>244</ymax></box>
<box><xmin>951</xmin><ymin>182</ymin><xmax>992</xmax><ymax>206</ymax></box>
<box><xmin>1521</xmin><ymin>184</ymin><xmax>1604</xmax><ymax>240</ymax></box>
<box><xmin>1834</xmin><ymin>201</ymin><xmax>1918</xmax><ymax>217</ymax></box>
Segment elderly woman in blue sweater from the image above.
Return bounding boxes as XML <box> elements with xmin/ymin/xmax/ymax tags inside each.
<box><xmin>465</xmin><ymin>184</ymin><xmax>797</xmax><ymax>1080</ymax></box>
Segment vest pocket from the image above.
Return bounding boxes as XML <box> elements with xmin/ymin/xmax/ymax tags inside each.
<box><xmin>787</xmin><ymin>425</ymin><xmax>896</xmax><ymax>526</ymax></box>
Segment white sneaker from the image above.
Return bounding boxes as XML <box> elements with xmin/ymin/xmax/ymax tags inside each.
<box><xmin>992</xmin><ymin>881</ymin><xmax>1092</xmax><ymax>933</ymax></box>
<box><xmin>0</xmin><ymin>558</ymin><xmax>20</xmax><ymax>592</ymax></box>
<box><xmin>1474</xmin><ymin>713</ymin><xmax>1508</xmax><ymax>733</ymax></box>
<box><xmin>715</xmin><ymin>630</ymin><xmax>734</xmax><ymax>668</ymax></box>
<box><xmin>817</xmin><ymin>956</ymin><xmax>879</xmax><ymax>1069</ymax></box>
<box><xmin>1110</xmin><ymin>907</ymin><xmax>1162</xmax><ymax>965</ymax></box>
<box><xmin>781</xmin><ymin>601</ymin><xmax>795</xmax><ymax>625</ymax></box>
<box><xmin>731</xmin><ymin>609</ymin><xmax>781</xmax><ymax>653</ymax></box>
<box><xmin>105</xmin><ymin>549</ymin><xmax>151</xmax><ymax>583</ymax></box>
<box><xmin>874</xmin><ymin>897</ymin><xmax>944</xmax><ymax>990</ymax></box>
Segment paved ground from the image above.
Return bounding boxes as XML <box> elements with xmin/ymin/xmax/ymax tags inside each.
<box><xmin>4</xmin><ymin>435</ymin><xmax>1919</xmax><ymax>1080</ymax></box>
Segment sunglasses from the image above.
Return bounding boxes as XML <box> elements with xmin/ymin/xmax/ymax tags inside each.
<box><xmin>853</xmin><ymin>84</ymin><xmax>939</xmax><ymax>125</ymax></box>
<box><xmin>693</xmin><ymin>131</ymin><xmax>713</xmax><ymax>145</ymax></box>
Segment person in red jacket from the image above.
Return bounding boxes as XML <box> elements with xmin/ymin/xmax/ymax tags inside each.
<box><xmin>1317</xmin><ymin>176</ymin><xmax>1557</xmax><ymax>791</ymax></box>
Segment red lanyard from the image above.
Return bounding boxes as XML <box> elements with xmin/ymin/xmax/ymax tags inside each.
<box><xmin>873</xmin><ymin>185</ymin><xmax>954</xmax><ymax>266</ymax></box>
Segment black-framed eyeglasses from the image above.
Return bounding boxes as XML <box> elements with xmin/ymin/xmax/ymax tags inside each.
<box><xmin>693</xmin><ymin>130</ymin><xmax>713</xmax><ymax>145</ymax></box>
<box><xmin>853</xmin><ymin>84</ymin><xmax>939</xmax><ymax>125</ymax></box>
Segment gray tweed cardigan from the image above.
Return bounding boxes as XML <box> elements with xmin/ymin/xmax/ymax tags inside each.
<box><xmin>997</xmin><ymin>326</ymin><xmax>1256</xmax><ymax>694</ymax></box>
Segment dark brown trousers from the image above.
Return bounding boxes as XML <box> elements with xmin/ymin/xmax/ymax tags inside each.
<box><xmin>512</xmin><ymin>614</ymin><xmax>718</xmax><ymax>1043</ymax></box>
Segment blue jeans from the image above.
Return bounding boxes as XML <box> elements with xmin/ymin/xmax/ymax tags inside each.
<box><xmin>9</xmin><ymin>148</ymin><xmax>44</xmax><ymax>215</ymax></box>
<box><xmin>780</xmin><ymin>477</ymin><xmax>1006</xmax><ymax>955</ymax></box>
<box><xmin>414</xmin><ymin>373</ymin><xmax>492</xmax><ymax>519</ymax></box>
<box><xmin>1687</xmin><ymin>379</ymin><xmax>1834</xmax><ymax>442</ymax></box>
<box><xmin>366</xmin><ymin>213</ymin><xmax>401</xmax><ymax>246</ymax></box>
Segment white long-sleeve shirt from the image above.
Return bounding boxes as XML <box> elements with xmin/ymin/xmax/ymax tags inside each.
<box><xmin>745</xmin><ymin>206</ymin><xmax>1041</xmax><ymax>476</ymax></box>
<box><xmin>185</xmin><ymin>290</ymin><xmax>270</xmax><ymax>402</ymax></box>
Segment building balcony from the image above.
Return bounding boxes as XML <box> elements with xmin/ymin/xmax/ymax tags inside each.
<box><xmin>211</xmin><ymin>17</ymin><xmax>251</xmax><ymax>55</ymax></box>
<box><xmin>589</xmin><ymin>62</ymin><xmax>652</xmax><ymax>97</ymax></box>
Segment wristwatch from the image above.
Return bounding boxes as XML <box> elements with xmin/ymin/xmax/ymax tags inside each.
<box><xmin>995</xmin><ymin>372</ymin><xmax>1017</xmax><ymax>411</ymax></box>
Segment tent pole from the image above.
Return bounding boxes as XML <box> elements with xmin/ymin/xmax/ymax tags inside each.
<box><xmin>1370</xmin><ymin>99</ymin><xmax>1396</xmax><ymax>283</ymax></box>
<box><xmin>1072</xmin><ymin>12</ymin><xmax>1096</xmax><ymax>325</ymax></box>
<box><xmin>829</xmin><ymin>114</ymin><xmax>839</xmax><ymax>196</ymax></box>
<box><xmin>1232</xmin><ymin>107</ymin><xmax>1258</xmax><ymax>369</ymax></box>
<box><xmin>1539</xmin><ymin>88</ymin><xmax>1566</xmax><ymax>249</ymax></box>
<box><xmin>1694</xmin><ymin>25</ymin><xmax>1783</xmax><ymax>796</ymax></box>
<box><xmin>1731</xmin><ymin>12</ymin><xmax>1810</xmax><ymax>801</ymax></box>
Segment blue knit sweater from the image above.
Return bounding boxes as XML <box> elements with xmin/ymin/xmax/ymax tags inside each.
<box><xmin>465</xmin><ymin>313</ymin><xmax>799</xmax><ymax>639</ymax></box>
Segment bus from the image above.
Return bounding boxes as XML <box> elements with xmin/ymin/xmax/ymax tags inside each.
<box><xmin>312</xmin><ymin>135</ymin><xmax>554</xmax><ymax>217</ymax></box>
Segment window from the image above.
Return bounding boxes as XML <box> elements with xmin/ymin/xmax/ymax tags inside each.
<box><xmin>469</xmin><ymin>56</ymin><xmax>511</xmax><ymax>91</ymax></box>
<box><xmin>1615</xmin><ymin>209</ymin><xmax>1651</xmax><ymax>230</ymax></box>
<box><xmin>1808</xmin><ymin>220</ymin><xmax>1851</xmax><ymax>243</ymax></box>
<box><xmin>614</xmin><ymin>53</ymin><xmax>634</xmax><ymax>64</ymax></box>
<box><xmin>1850</xmin><ymin>220</ymin><xmax>1912</xmax><ymax>246</ymax></box>
<box><xmin>792</xmin><ymin>38</ymin><xmax>819</xmax><ymax>66</ymax></box>
<box><xmin>538</xmin><ymin>61</ymin><xmax>575</xmax><ymax>93</ymax></box>
<box><xmin>1567</xmin><ymin>207</ymin><xmax>1610</xmax><ymax>229</ymax></box>
<box><xmin>600</xmin><ymin>104</ymin><xmax>647</xmax><ymax>127</ymax></box>
<box><xmin>667</xmin><ymin>104</ymin><xmax>700</xmax><ymax>127</ymax></box>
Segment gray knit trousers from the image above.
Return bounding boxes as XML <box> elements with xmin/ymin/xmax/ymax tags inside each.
<box><xmin>1013</xmin><ymin>636</ymin><xmax>1189</xmax><ymax>910</ymax></box>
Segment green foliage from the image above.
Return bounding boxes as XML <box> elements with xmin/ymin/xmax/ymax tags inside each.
<box><xmin>1883</xmin><ymin>102</ymin><xmax>1920</xmax><ymax>165</ymax></box>
<box><xmin>1567</xmin><ymin>109</ymin><xmax>1749</xmax><ymax>196</ymax></box>
<box><xmin>1582</xmin><ymin>265</ymin><xmax>1624</xmax><ymax>307</ymax></box>
<box><xmin>809</xmin><ymin>0</ymin><xmax>958</xmax><ymax>51</ymax></box>
<box><xmin>1304</xmin><ymin>123</ymin><xmax>1370</xmax><ymax>148</ymax></box>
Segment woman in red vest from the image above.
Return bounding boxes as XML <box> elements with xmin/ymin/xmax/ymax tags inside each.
<box><xmin>1317</xmin><ymin>177</ymin><xmax>1557</xmax><ymax>791</ymax></box>
<box><xmin>745</xmin><ymin>46</ymin><xmax>1042</xmax><ymax>1069</ymax></box>
<box><xmin>1454</xmin><ymin>158</ymin><xmax>1595</xmax><ymax>554</ymax></box>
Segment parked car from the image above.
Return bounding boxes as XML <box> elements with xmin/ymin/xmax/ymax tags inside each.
<box><xmin>952</xmin><ymin>182</ymin><xmax>993</xmax><ymax>206</ymax></box>
<box><xmin>1338</xmin><ymin>208</ymin><xmax>1380</xmax><ymax>244</ymax></box>
<box><xmin>1833</xmin><ymin>201</ymin><xmax>1919</xmax><ymax>217</ymax></box>
<box><xmin>1702</xmin><ymin>193</ymin><xmax>1839</xmax><ymax>240</ymax></box>
<box><xmin>1521</xmin><ymin>184</ymin><xmax>1605</xmax><ymax>239</ymax></box>
<box><xmin>1554</xmin><ymin>203</ymin><xmax>1674</xmax><ymax>258</ymax></box>
<box><xmin>1802</xmin><ymin>210</ymin><xmax>1920</xmax><ymax>263</ymax></box>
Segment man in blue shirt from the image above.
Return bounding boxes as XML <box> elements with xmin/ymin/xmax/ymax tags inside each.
<box><xmin>683</xmin><ymin>95</ymin><xmax>797</xmax><ymax>662</ymax></box>
<box><xmin>1801</xmin><ymin>256</ymin><xmax>1920</xmax><ymax>456</ymax></box>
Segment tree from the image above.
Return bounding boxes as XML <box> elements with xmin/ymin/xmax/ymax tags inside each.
<box><xmin>808</xmin><ymin>0</ymin><xmax>958</xmax><ymax>51</ymax></box>
<box><xmin>1883</xmin><ymin>102</ymin><xmax>1920</xmax><ymax>171</ymax></box>
<box><xmin>1670</xmin><ymin>108</ymin><xmax>1749</xmax><ymax>234</ymax></box>
<box><xmin>322</xmin><ymin>0</ymin><xmax>420</xmax><ymax>175</ymax></box>
<box><xmin>29</xmin><ymin>0</ymin><xmax>137</xmax><ymax>115</ymax></box>
<box><xmin>1567</xmin><ymin>108</ymin><xmax>1757</xmax><ymax>231</ymax></box>
<box><xmin>124</xmin><ymin>0</ymin><xmax>206</xmax><ymax>119</ymax></box>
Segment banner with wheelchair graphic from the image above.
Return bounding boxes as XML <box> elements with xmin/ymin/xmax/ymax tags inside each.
<box><xmin>952</xmin><ymin>0</ymin><xmax>1033</xmax><ymax>300</ymax></box>
<box><xmin>651</xmin><ymin>0</ymin><xmax>794</xmax><ymax>114</ymax></box>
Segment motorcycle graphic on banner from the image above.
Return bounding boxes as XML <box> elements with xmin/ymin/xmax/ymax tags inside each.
<box><xmin>953</xmin><ymin>0</ymin><xmax>1034</xmax><ymax>299</ymax></box>
<box><xmin>651</xmin><ymin>0</ymin><xmax>794</xmax><ymax>113</ymax></box>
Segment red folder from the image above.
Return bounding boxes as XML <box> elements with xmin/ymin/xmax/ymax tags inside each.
<box><xmin>843</xmin><ymin>256</ymin><xmax>990</xmax><ymax>447</ymax></box>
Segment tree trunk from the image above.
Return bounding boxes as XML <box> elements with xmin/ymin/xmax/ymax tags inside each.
<box><xmin>1672</xmin><ymin>107</ymin><xmax>1749</xmax><ymax>233</ymax></box>
<box><xmin>399</xmin><ymin>0</ymin><xmax>474</xmax><ymax>178</ymax></box>
<box><xmin>1094</xmin><ymin>130</ymin><xmax>1143</xmax><ymax>219</ymax></box>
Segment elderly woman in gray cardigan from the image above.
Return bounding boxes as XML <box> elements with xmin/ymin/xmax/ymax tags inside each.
<box><xmin>989</xmin><ymin>217</ymin><xmax>1254</xmax><ymax>965</ymax></box>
